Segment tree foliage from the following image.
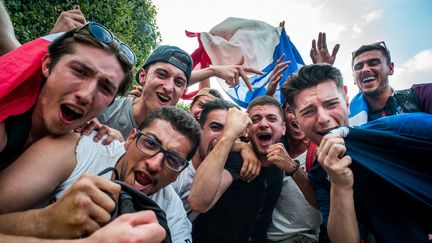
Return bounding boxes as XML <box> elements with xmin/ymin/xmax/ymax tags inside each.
<box><xmin>5</xmin><ymin>0</ymin><xmax>159</xmax><ymax>72</ymax></box>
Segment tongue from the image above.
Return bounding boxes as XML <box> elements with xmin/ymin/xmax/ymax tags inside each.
<box><xmin>61</xmin><ymin>105</ymin><xmax>81</xmax><ymax>122</ymax></box>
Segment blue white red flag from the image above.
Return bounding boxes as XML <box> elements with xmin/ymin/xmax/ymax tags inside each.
<box><xmin>186</xmin><ymin>17</ymin><xmax>304</xmax><ymax>108</ymax></box>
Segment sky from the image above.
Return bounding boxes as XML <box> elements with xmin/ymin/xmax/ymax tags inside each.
<box><xmin>151</xmin><ymin>0</ymin><xmax>432</xmax><ymax>101</ymax></box>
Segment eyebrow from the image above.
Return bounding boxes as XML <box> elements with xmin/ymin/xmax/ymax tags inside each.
<box><xmin>323</xmin><ymin>97</ymin><xmax>340</xmax><ymax>105</ymax></box>
<box><xmin>146</xmin><ymin>132</ymin><xmax>162</xmax><ymax>145</ymax></box>
<box><xmin>70</xmin><ymin>60</ymin><xmax>117</xmax><ymax>90</ymax></box>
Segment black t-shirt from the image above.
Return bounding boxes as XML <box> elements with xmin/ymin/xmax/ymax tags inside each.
<box><xmin>0</xmin><ymin>110</ymin><xmax>32</xmax><ymax>169</ymax></box>
<box><xmin>192</xmin><ymin>152</ymin><xmax>283</xmax><ymax>243</ymax></box>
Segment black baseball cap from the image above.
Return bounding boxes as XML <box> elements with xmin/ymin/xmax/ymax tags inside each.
<box><xmin>140</xmin><ymin>45</ymin><xmax>193</xmax><ymax>85</ymax></box>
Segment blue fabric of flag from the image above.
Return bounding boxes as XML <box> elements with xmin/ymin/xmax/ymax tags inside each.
<box><xmin>226</xmin><ymin>29</ymin><xmax>304</xmax><ymax>108</ymax></box>
<box><xmin>339</xmin><ymin>113</ymin><xmax>432</xmax><ymax>242</ymax></box>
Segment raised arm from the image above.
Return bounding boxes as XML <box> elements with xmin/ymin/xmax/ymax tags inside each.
<box><xmin>189</xmin><ymin>63</ymin><xmax>263</xmax><ymax>91</ymax></box>
<box><xmin>266</xmin><ymin>54</ymin><xmax>290</xmax><ymax>97</ymax></box>
<box><xmin>188</xmin><ymin>108</ymin><xmax>251</xmax><ymax>212</ymax></box>
<box><xmin>49</xmin><ymin>5</ymin><xmax>86</xmax><ymax>34</ymax></box>
<box><xmin>310</xmin><ymin>32</ymin><xmax>340</xmax><ymax>65</ymax></box>
<box><xmin>0</xmin><ymin>0</ymin><xmax>20</xmax><ymax>55</ymax></box>
<box><xmin>317</xmin><ymin>134</ymin><xmax>360</xmax><ymax>243</ymax></box>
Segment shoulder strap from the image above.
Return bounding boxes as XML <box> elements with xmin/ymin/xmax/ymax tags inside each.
<box><xmin>394</xmin><ymin>89</ymin><xmax>422</xmax><ymax>113</ymax></box>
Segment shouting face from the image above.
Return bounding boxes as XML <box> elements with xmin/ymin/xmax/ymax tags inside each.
<box><xmin>35</xmin><ymin>43</ymin><xmax>124</xmax><ymax>135</ymax></box>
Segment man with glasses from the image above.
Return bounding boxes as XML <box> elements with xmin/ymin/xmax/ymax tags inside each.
<box><xmin>349</xmin><ymin>41</ymin><xmax>432</xmax><ymax>125</ymax></box>
<box><xmin>0</xmin><ymin>21</ymin><xmax>134</xmax><ymax>168</ymax></box>
<box><xmin>0</xmin><ymin>106</ymin><xmax>201</xmax><ymax>241</ymax></box>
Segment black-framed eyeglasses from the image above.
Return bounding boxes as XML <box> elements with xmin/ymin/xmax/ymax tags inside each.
<box><xmin>76</xmin><ymin>22</ymin><xmax>137</xmax><ymax>65</ymax></box>
<box><xmin>135</xmin><ymin>131</ymin><xmax>189</xmax><ymax>172</ymax></box>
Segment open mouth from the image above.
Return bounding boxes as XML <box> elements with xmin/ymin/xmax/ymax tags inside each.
<box><xmin>362</xmin><ymin>76</ymin><xmax>376</xmax><ymax>84</ymax></box>
<box><xmin>257</xmin><ymin>133</ymin><xmax>272</xmax><ymax>143</ymax></box>
<box><xmin>133</xmin><ymin>171</ymin><xmax>152</xmax><ymax>191</ymax></box>
<box><xmin>60</xmin><ymin>104</ymin><xmax>83</xmax><ymax>122</ymax></box>
<box><xmin>317</xmin><ymin>127</ymin><xmax>338</xmax><ymax>136</ymax></box>
<box><xmin>156</xmin><ymin>92</ymin><xmax>171</xmax><ymax>103</ymax></box>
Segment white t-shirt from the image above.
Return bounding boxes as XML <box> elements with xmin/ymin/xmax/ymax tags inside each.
<box><xmin>171</xmin><ymin>162</ymin><xmax>200</xmax><ymax>222</ymax></box>
<box><xmin>55</xmin><ymin>132</ymin><xmax>192</xmax><ymax>243</ymax></box>
<box><xmin>266</xmin><ymin>151</ymin><xmax>322</xmax><ymax>241</ymax></box>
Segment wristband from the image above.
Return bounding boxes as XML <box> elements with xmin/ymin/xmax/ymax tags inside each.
<box><xmin>284</xmin><ymin>159</ymin><xmax>300</xmax><ymax>177</ymax></box>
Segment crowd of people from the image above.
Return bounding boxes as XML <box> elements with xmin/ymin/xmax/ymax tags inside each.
<box><xmin>1</xmin><ymin>3</ymin><xmax>431</xmax><ymax>243</ymax></box>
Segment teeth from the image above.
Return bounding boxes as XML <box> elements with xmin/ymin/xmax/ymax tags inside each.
<box><xmin>66</xmin><ymin>105</ymin><xmax>83</xmax><ymax>114</ymax></box>
<box><xmin>362</xmin><ymin>77</ymin><xmax>375</xmax><ymax>82</ymax></box>
<box><xmin>156</xmin><ymin>93</ymin><xmax>171</xmax><ymax>102</ymax></box>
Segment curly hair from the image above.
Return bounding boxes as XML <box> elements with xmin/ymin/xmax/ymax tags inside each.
<box><xmin>138</xmin><ymin>106</ymin><xmax>201</xmax><ymax>160</ymax></box>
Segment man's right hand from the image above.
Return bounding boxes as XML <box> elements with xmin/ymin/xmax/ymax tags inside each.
<box><xmin>317</xmin><ymin>134</ymin><xmax>353</xmax><ymax>188</ymax></box>
<box><xmin>223</xmin><ymin>108</ymin><xmax>252</xmax><ymax>140</ymax></box>
<box><xmin>42</xmin><ymin>174</ymin><xmax>120</xmax><ymax>238</ymax></box>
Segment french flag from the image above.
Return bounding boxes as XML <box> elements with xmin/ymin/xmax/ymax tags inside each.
<box><xmin>0</xmin><ymin>33</ymin><xmax>62</xmax><ymax>122</ymax></box>
<box><xmin>185</xmin><ymin>17</ymin><xmax>304</xmax><ymax>108</ymax></box>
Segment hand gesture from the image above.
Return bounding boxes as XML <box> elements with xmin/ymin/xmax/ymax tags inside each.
<box><xmin>266</xmin><ymin>54</ymin><xmax>290</xmax><ymax>96</ymax></box>
<box><xmin>317</xmin><ymin>134</ymin><xmax>353</xmax><ymax>188</ymax></box>
<box><xmin>310</xmin><ymin>32</ymin><xmax>340</xmax><ymax>65</ymax></box>
<box><xmin>42</xmin><ymin>174</ymin><xmax>120</xmax><ymax>238</ymax></box>
<box><xmin>75</xmin><ymin>118</ymin><xmax>124</xmax><ymax>145</ymax></box>
<box><xmin>238</xmin><ymin>142</ymin><xmax>261</xmax><ymax>182</ymax></box>
<box><xmin>50</xmin><ymin>5</ymin><xmax>86</xmax><ymax>34</ymax></box>
<box><xmin>128</xmin><ymin>84</ymin><xmax>143</xmax><ymax>98</ymax></box>
<box><xmin>266</xmin><ymin>143</ymin><xmax>298</xmax><ymax>173</ymax></box>
<box><xmin>223</xmin><ymin>108</ymin><xmax>252</xmax><ymax>141</ymax></box>
<box><xmin>212</xmin><ymin>57</ymin><xmax>263</xmax><ymax>92</ymax></box>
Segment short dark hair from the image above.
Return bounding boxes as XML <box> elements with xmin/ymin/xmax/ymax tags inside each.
<box><xmin>48</xmin><ymin>26</ymin><xmax>133</xmax><ymax>96</ymax></box>
<box><xmin>351</xmin><ymin>42</ymin><xmax>391</xmax><ymax>67</ymax></box>
<box><xmin>138</xmin><ymin>106</ymin><xmax>201</xmax><ymax>160</ymax></box>
<box><xmin>199</xmin><ymin>99</ymin><xmax>239</xmax><ymax>127</ymax></box>
<box><xmin>247</xmin><ymin>96</ymin><xmax>283</xmax><ymax>119</ymax></box>
<box><xmin>282</xmin><ymin>63</ymin><xmax>345</xmax><ymax>109</ymax></box>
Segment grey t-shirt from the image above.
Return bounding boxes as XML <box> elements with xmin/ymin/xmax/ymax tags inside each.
<box><xmin>98</xmin><ymin>96</ymin><xmax>138</xmax><ymax>139</ymax></box>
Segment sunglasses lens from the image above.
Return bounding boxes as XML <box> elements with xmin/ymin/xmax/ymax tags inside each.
<box><xmin>120</xmin><ymin>43</ymin><xmax>137</xmax><ymax>65</ymax></box>
<box><xmin>88</xmin><ymin>23</ymin><xmax>113</xmax><ymax>44</ymax></box>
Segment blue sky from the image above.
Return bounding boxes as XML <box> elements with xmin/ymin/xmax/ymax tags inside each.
<box><xmin>152</xmin><ymin>0</ymin><xmax>432</xmax><ymax>100</ymax></box>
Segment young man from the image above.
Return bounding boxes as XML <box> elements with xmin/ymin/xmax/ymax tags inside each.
<box><xmin>0</xmin><ymin>106</ymin><xmax>200</xmax><ymax>241</ymax></box>
<box><xmin>0</xmin><ymin>22</ymin><xmax>134</xmax><ymax>167</ymax></box>
<box><xmin>96</xmin><ymin>45</ymin><xmax>262</xmax><ymax>139</ymax></box>
<box><xmin>265</xmin><ymin>103</ymin><xmax>322</xmax><ymax>243</ymax></box>
<box><xmin>283</xmin><ymin>63</ymin><xmax>430</xmax><ymax>243</ymax></box>
<box><xmin>190</xmin><ymin>97</ymin><xmax>299</xmax><ymax>242</ymax></box>
<box><xmin>349</xmin><ymin>41</ymin><xmax>432</xmax><ymax>125</ymax></box>
<box><xmin>188</xmin><ymin>87</ymin><xmax>223</xmax><ymax>121</ymax></box>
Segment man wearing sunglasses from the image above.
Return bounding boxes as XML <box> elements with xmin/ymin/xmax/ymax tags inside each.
<box><xmin>349</xmin><ymin>41</ymin><xmax>432</xmax><ymax>126</ymax></box>
<box><xmin>0</xmin><ymin>106</ymin><xmax>200</xmax><ymax>241</ymax></box>
<box><xmin>0</xmin><ymin>22</ymin><xmax>134</xmax><ymax>169</ymax></box>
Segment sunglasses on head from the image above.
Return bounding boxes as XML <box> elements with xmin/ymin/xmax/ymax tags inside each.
<box><xmin>352</xmin><ymin>40</ymin><xmax>387</xmax><ymax>56</ymax></box>
<box><xmin>76</xmin><ymin>22</ymin><xmax>136</xmax><ymax>65</ymax></box>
